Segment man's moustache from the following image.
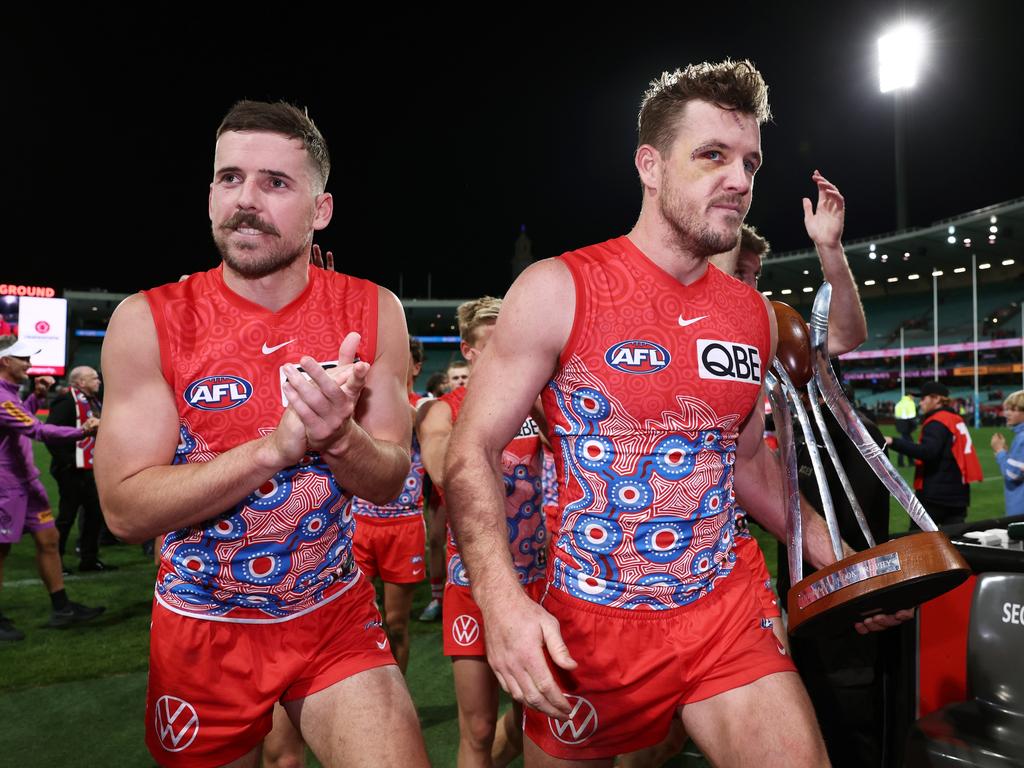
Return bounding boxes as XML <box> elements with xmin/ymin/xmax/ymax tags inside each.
<box><xmin>221</xmin><ymin>212</ymin><xmax>280</xmax><ymax>235</ymax></box>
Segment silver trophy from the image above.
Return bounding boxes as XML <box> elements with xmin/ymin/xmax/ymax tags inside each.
<box><xmin>769</xmin><ymin>285</ymin><xmax>969</xmax><ymax>636</ymax></box>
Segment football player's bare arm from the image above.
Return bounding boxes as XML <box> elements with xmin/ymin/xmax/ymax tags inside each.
<box><xmin>305</xmin><ymin>288</ymin><xmax>412</xmax><ymax>505</ymax></box>
<box><xmin>803</xmin><ymin>170</ymin><xmax>866</xmax><ymax>355</ymax></box>
<box><xmin>95</xmin><ymin>294</ymin><xmax>306</xmax><ymax>543</ymax></box>
<box><xmin>417</xmin><ymin>399</ymin><xmax>453</xmax><ymax>487</ymax></box>
<box><xmin>444</xmin><ymin>258</ymin><xmax>577</xmax><ymax>718</ymax></box>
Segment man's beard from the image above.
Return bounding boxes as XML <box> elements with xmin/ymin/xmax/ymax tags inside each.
<box><xmin>659</xmin><ymin>183</ymin><xmax>742</xmax><ymax>259</ymax></box>
<box><xmin>213</xmin><ymin>211</ymin><xmax>308</xmax><ymax>279</ymax></box>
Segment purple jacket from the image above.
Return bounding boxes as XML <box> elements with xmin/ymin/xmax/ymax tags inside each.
<box><xmin>0</xmin><ymin>379</ymin><xmax>83</xmax><ymax>487</ymax></box>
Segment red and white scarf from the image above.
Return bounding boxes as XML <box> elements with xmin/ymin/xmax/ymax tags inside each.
<box><xmin>71</xmin><ymin>386</ymin><xmax>99</xmax><ymax>469</ymax></box>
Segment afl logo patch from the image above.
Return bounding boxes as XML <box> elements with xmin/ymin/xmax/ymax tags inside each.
<box><xmin>604</xmin><ymin>340</ymin><xmax>671</xmax><ymax>374</ymax></box>
<box><xmin>696</xmin><ymin>340</ymin><xmax>761</xmax><ymax>384</ymax></box>
<box><xmin>184</xmin><ymin>376</ymin><xmax>253</xmax><ymax>411</ymax></box>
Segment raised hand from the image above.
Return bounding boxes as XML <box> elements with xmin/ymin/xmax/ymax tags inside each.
<box><xmin>802</xmin><ymin>169</ymin><xmax>845</xmax><ymax>250</ymax></box>
<box><xmin>311</xmin><ymin>243</ymin><xmax>335</xmax><ymax>272</ymax></box>
<box><xmin>281</xmin><ymin>332</ymin><xmax>369</xmax><ymax>454</ymax></box>
<box><xmin>34</xmin><ymin>376</ymin><xmax>55</xmax><ymax>397</ymax></box>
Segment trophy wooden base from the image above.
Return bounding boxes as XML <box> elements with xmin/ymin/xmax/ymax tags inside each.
<box><xmin>787</xmin><ymin>531</ymin><xmax>970</xmax><ymax>637</ymax></box>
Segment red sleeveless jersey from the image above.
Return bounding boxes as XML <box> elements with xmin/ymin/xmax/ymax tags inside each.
<box><xmin>350</xmin><ymin>392</ymin><xmax>426</xmax><ymax>520</ymax></box>
<box><xmin>540</xmin><ymin>236</ymin><xmax>770</xmax><ymax>611</ymax></box>
<box><xmin>914</xmin><ymin>409</ymin><xmax>984</xmax><ymax>489</ymax></box>
<box><xmin>442</xmin><ymin>385</ymin><xmax>547</xmax><ymax>588</ymax></box>
<box><xmin>144</xmin><ymin>265</ymin><xmax>378</xmax><ymax>622</ymax></box>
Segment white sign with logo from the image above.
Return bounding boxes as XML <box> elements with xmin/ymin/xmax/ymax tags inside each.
<box><xmin>18</xmin><ymin>296</ymin><xmax>67</xmax><ymax>376</ymax></box>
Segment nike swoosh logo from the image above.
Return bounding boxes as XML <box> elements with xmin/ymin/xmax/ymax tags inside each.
<box><xmin>412</xmin><ymin>568</ymin><xmax>424</xmax><ymax>576</ymax></box>
<box><xmin>678</xmin><ymin>315</ymin><xmax>708</xmax><ymax>327</ymax></box>
<box><xmin>262</xmin><ymin>339</ymin><xmax>296</xmax><ymax>355</ymax></box>
<box><xmin>376</xmin><ymin>638</ymin><xmax>388</xmax><ymax>650</ymax></box>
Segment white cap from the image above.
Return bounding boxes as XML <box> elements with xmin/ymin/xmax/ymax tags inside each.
<box><xmin>0</xmin><ymin>338</ymin><xmax>42</xmax><ymax>359</ymax></box>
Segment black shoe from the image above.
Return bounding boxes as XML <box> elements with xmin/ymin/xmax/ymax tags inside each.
<box><xmin>48</xmin><ymin>602</ymin><xmax>105</xmax><ymax>628</ymax></box>
<box><xmin>0</xmin><ymin>618</ymin><xmax>25</xmax><ymax>641</ymax></box>
<box><xmin>78</xmin><ymin>560</ymin><xmax>118</xmax><ymax>573</ymax></box>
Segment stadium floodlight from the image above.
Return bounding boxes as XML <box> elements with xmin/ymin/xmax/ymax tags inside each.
<box><xmin>990</xmin><ymin>215</ymin><xmax>998</xmax><ymax>224</ymax></box>
<box><xmin>990</xmin><ymin>225</ymin><xmax>998</xmax><ymax>233</ymax></box>
<box><xmin>979</xmin><ymin>263</ymin><xmax>991</xmax><ymax>270</ymax></box>
<box><xmin>781</xmin><ymin>288</ymin><xmax>793</xmax><ymax>295</ymax></box>
<box><xmin>1003</xmin><ymin>259</ymin><xmax>1016</xmax><ymax>266</ymax></box>
<box><xmin>864</xmin><ymin>279</ymin><xmax>877</xmax><ymax>286</ymax></box>
<box><xmin>869</xmin><ymin>252</ymin><xmax>878</xmax><ymax>260</ymax></box>
<box><xmin>763</xmin><ymin>290</ymin><xmax>773</xmax><ymax>297</ymax></box>
<box><xmin>932</xmin><ymin>270</ymin><xmax>944</xmax><ymax>277</ymax></box>
<box><xmin>908</xmin><ymin>273</ymin><xmax>920</xmax><ymax>280</ymax></box>
<box><xmin>802</xmin><ymin>286</ymin><xmax>813</xmax><ymax>293</ymax></box>
<box><xmin>954</xmin><ymin>267</ymin><xmax>967</xmax><ymax>274</ymax></box>
<box><xmin>948</xmin><ymin>226</ymin><xmax>956</xmax><ymax>235</ymax></box>
<box><xmin>947</xmin><ymin>235</ymin><xmax>957</xmax><ymax>244</ymax></box>
<box><xmin>887</xmin><ymin>277</ymin><xmax>899</xmax><ymax>283</ymax></box>
<box><xmin>879</xmin><ymin>23</ymin><xmax>925</xmax><ymax>93</ymax></box>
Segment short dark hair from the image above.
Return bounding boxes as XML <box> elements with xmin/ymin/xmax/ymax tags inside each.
<box><xmin>217</xmin><ymin>100</ymin><xmax>331</xmax><ymax>191</ymax></box>
<box><xmin>740</xmin><ymin>224</ymin><xmax>770</xmax><ymax>258</ymax></box>
<box><xmin>409</xmin><ymin>337</ymin><xmax>425</xmax><ymax>365</ymax></box>
<box><xmin>638</xmin><ymin>59</ymin><xmax>771</xmax><ymax>155</ymax></box>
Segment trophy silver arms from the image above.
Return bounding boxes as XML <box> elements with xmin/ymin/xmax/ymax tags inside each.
<box><xmin>773</xmin><ymin>362</ymin><xmax>845</xmax><ymax>562</ymax></box>
<box><xmin>806</xmin><ymin>377</ymin><xmax>877</xmax><ymax>548</ymax></box>
<box><xmin>810</xmin><ymin>283</ymin><xmax>939</xmax><ymax>532</ymax></box>
<box><xmin>764</xmin><ymin>369</ymin><xmax>803</xmax><ymax>580</ymax></box>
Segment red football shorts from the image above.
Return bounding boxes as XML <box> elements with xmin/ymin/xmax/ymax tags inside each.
<box><xmin>352</xmin><ymin>514</ymin><xmax>426</xmax><ymax>584</ymax></box>
<box><xmin>145</xmin><ymin>575</ymin><xmax>395</xmax><ymax>767</ymax></box>
<box><xmin>524</xmin><ymin>556</ymin><xmax>796</xmax><ymax>760</ymax></box>
<box><xmin>734</xmin><ymin>534</ymin><xmax>781</xmax><ymax>618</ymax></box>
<box><xmin>443</xmin><ymin>578</ymin><xmax>546</xmax><ymax>657</ymax></box>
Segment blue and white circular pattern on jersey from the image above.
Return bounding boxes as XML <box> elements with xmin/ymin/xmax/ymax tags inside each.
<box><xmin>231</xmin><ymin>542</ymin><xmax>292</xmax><ymax>586</ymax></box>
<box><xmin>672</xmin><ymin>581</ymin><xmax>703</xmax><ymax>607</ymax></box>
<box><xmin>224</xmin><ymin>592</ymin><xmax>289</xmax><ymax>617</ymax></box>
<box><xmin>296</xmin><ymin>509</ymin><xmax>332</xmax><ymax>541</ymax></box>
<box><xmin>207</xmin><ymin>512</ymin><xmax>248</xmax><ymax>541</ymax></box>
<box><xmin>165</xmin><ymin>581</ymin><xmax>229</xmax><ymax>615</ymax></box>
<box><xmin>565</xmin><ymin>569</ymin><xmax>619</xmax><ymax>604</ymax></box>
<box><xmin>447</xmin><ymin>553</ymin><xmax>470</xmax><ymax>587</ymax></box>
<box><xmin>247</xmin><ymin>473</ymin><xmax>293</xmax><ymax>510</ymax></box>
<box><xmin>172</xmin><ymin>544</ymin><xmax>218</xmax><ymax>583</ymax></box>
<box><xmin>173</xmin><ymin>424</ymin><xmax>197</xmax><ymax>465</ymax></box>
<box><xmin>690</xmin><ymin>547</ymin><xmax>718</xmax><ymax>578</ymax></box>
<box><xmin>571</xmin><ymin>514</ymin><xmax>623</xmax><ymax>555</ymax></box>
<box><xmin>607</xmin><ymin>476</ymin><xmax>652</xmax><ymax>512</ymax></box>
<box><xmin>697</xmin><ymin>482</ymin><xmax>728</xmax><ymax>518</ymax></box>
<box><xmin>635</xmin><ymin>517</ymin><xmax>695</xmax><ymax>563</ymax></box>
<box><xmin>652</xmin><ymin>436</ymin><xmax>698</xmax><ymax>479</ymax></box>
<box><xmin>571</xmin><ymin>388</ymin><xmax>610</xmax><ymax>421</ymax></box>
<box><xmin>575</xmin><ymin>435</ymin><xmax>615</xmax><ymax>471</ymax></box>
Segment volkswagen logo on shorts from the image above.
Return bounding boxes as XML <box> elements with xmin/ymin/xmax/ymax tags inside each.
<box><xmin>604</xmin><ymin>340</ymin><xmax>671</xmax><ymax>374</ymax></box>
<box><xmin>184</xmin><ymin>375</ymin><xmax>253</xmax><ymax>411</ymax></box>
<box><xmin>451</xmin><ymin>614</ymin><xmax>480</xmax><ymax>646</ymax></box>
<box><xmin>548</xmin><ymin>694</ymin><xmax>599</xmax><ymax>744</ymax></box>
<box><xmin>154</xmin><ymin>695</ymin><xmax>200</xmax><ymax>752</ymax></box>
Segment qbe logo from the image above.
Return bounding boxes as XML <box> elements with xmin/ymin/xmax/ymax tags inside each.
<box><xmin>604</xmin><ymin>340</ymin><xmax>671</xmax><ymax>375</ymax></box>
<box><xmin>184</xmin><ymin>375</ymin><xmax>253</xmax><ymax>411</ymax></box>
<box><xmin>548</xmin><ymin>695</ymin><xmax>598</xmax><ymax>744</ymax></box>
<box><xmin>154</xmin><ymin>695</ymin><xmax>200</xmax><ymax>752</ymax></box>
<box><xmin>696</xmin><ymin>340</ymin><xmax>761</xmax><ymax>385</ymax></box>
<box><xmin>451</xmin><ymin>614</ymin><xmax>481</xmax><ymax>646</ymax></box>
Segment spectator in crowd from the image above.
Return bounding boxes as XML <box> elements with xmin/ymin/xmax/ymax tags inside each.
<box><xmin>893</xmin><ymin>393</ymin><xmax>917</xmax><ymax>466</ymax></box>
<box><xmin>424</xmin><ymin>372</ymin><xmax>448</xmax><ymax>398</ymax></box>
<box><xmin>46</xmin><ymin>366</ymin><xmax>115</xmax><ymax>574</ymax></box>
<box><xmin>0</xmin><ymin>337</ymin><xmax>104</xmax><ymax>641</ymax></box>
<box><xmin>446</xmin><ymin>360</ymin><xmax>470</xmax><ymax>390</ymax></box>
<box><xmin>886</xmin><ymin>381</ymin><xmax>983</xmax><ymax>527</ymax></box>
<box><xmin>991</xmin><ymin>389</ymin><xmax>1024</xmax><ymax>517</ymax></box>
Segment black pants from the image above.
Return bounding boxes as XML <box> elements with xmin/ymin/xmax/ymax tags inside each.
<box><xmin>53</xmin><ymin>469</ymin><xmax>103</xmax><ymax>565</ymax></box>
<box><xmin>894</xmin><ymin>419</ymin><xmax>915</xmax><ymax>466</ymax></box>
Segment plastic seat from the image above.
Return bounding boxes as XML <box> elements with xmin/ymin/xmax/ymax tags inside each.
<box><xmin>905</xmin><ymin>572</ymin><xmax>1024</xmax><ymax>766</ymax></box>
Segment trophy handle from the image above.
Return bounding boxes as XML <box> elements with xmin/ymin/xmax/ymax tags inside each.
<box><xmin>809</xmin><ymin>283</ymin><xmax>939</xmax><ymax>532</ymax></box>
<box><xmin>765</xmin><ymin>369</ymin><xmax>803</xmax><ymax>581</ymax></box>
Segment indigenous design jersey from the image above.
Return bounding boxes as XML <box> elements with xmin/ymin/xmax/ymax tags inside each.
<box><xmin>351</xmin><ymin>393</ymin><xmax>425</xmax><ymax>520</ymax></box>
<box><xmin>144</xmin><ymin>265</ymin><xmax>378</xmax><ymax>622</ymax></box>
<box><xmin>443</xmin><ymin>386</ymin><xmax>547</xmax><ymax>588</ymax></box>
<box><xmin>541</xmin><ymin>237</ymin><xmax>770</xmax><ymax>610</ymax></box>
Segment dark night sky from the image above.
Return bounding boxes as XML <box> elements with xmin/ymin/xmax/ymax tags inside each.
<box><xmin>8</xmin><ymin>1</ymin><xmax>1023</xmax><ymax>299</ymax></box>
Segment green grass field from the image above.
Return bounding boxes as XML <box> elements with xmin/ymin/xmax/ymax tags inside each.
<box><xmin>0</xmin><ymin>427</ymin><xmax>1012</xmax><ymax>766</ymax></box>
